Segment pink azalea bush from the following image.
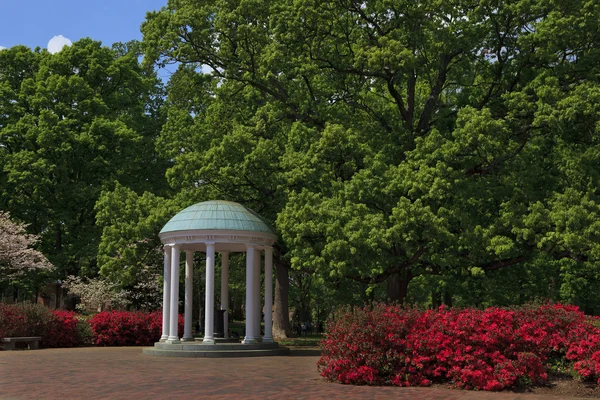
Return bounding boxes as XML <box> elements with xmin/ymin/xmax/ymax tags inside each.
<box><xmin>0</xmin><ymin>302</ymin><xmax>84</xmax><ymax>348</ymax></box>
<box><xmin>89</xmin><ymin>309</ymin><xmax>183</xmax><ymax>346</ymax></box>
<box><xmin>319</xmin><ymin>303</ymin><xmax>600</xmax><ymax>390</ymax></box>
<box><xmin>1</xmin><ymin>303</ymin><xmax>184</xmax><ymax>348</ymax></box>
<box><xmin>0</xmin><ymin>302</ymin><xmax>29</xmax><ymax>339</ymax></box>
<box><xmin>43</xmin><ymin>310</ymin><xmax>82</xmax><ymax>348</ymax></box>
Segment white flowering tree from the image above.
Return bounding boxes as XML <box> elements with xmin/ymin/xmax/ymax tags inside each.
<box><xmin>63</xmin><ymin>268</ymin><xmax>161</xmax><ymax>312</ymax></box>
<box><xmin>62</xmin><ymin>275</ymin><xmax>129</xmax><ymax>312</ymax></box>
<box><xmin>124</xmin><ymin>267</ymin><xmax>162</xmax><ymax>311</ymax></box>
<box><xmin>0</xmin><ymin>211</ymin><xmax>53</xmax><ymax>280</ymax></box>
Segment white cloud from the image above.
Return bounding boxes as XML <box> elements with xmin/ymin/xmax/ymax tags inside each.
<box><xmin>201</xmin><ymin>64</ymin><xmax>213</xmax><ymax>74</ymax></box>
<box><xmin>48</xmin><ymin>35</ymin><xmax>72</xmax><ymax>54</ymax></box>
<box><xmin>0</xmin><ymin>46</ymin><xmax>6</xmax><ymax>51</ymax></box>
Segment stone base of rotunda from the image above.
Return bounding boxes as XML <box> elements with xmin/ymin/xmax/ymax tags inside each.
<box><xmin>142</xmin><ymin>341</ymin><xmax>290</xmax><ymax>358</ymax></box>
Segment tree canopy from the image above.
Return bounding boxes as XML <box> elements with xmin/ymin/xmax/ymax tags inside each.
<box><xmin>0</xmin><ymin>39</ymin><xmax>168</xmax><ymax>284</ymax></box>
<box><xmin>2</xmin><ymin>0</ymin><xmax>600</xmax><ymax>323</ymax></box>
<box><xmin>140</xmin><ymin>0</ymin><xmax>600</xmax><ymax>310</ymax></box>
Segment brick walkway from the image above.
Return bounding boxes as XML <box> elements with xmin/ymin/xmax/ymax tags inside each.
<box><xmin>0</xmin><ymin>347</ymin><xmax>590</xmax><ymax>400</ymax></box>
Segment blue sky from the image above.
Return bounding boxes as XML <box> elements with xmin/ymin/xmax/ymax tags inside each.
<box><xmin>0</xmin><ymin>0</ymin><xmax>168</xmax><ymax>51</ymax></box>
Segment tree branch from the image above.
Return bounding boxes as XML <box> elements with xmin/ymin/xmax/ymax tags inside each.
<box><xmin>481</xmin><ymin>254</ymin><xmax>530</xmax><ymax>271</ymax></box>
<box><xmin>416</xmin><ymin>49</ymin><xmax>463</xmax><ymax>134</ymax></box>
<box><xmin>345</xmin><ymin>247</ymin><xmax>427</xmax><ymax>284</ymax></box>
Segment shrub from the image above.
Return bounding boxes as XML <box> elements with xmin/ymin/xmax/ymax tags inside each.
<box><xmin>75</xmin><ymin>316</ymin><xmax>94</xmax><ymax>346</ymax></box>
<box><xmin>565</xmin><ymin>317</ymin><xmax>600</xmax><ymax>384</ymax></box>
<box><xmin>44</xmin><ymin>310</ymin><xmax>80</xmax><ymax>348</ymax></box>
<box><xmin>319</xmin><ymin>302</ymin><xmax>600</xmax><ymax>391</ymax></box>
<box><xmin>13</xmin><ymin>302</ymin><xmax>55</xmax><ymax>340</ymax></box>
<box><xmin>318</xmin><ymin>304</ymin><xmax>421</xmax><ymax>386</ymax></box>
<box><xmin>0</xmin><ymin>302</ymin><xmax>28</xmax><ymax>338</ymax></box>
<box><xmin>0</xmin><ymin>302</ymin><xmax>85</xmax><ymax>348</ymax></box>
<box><xmin>0</xmin><ymin>303</ymin><xmax>186</xmax><ymax>349</ymax></box>
<box><xmin>89</xmin><ymin>310</ymin><xmax>184</xmax><ymax>346</ymax></box>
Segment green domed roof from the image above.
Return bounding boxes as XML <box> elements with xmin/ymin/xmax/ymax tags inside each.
<box><xmin>160</xmin><ymin>200</ymin><xmax>275</xmax><ymax>234</ymax></box>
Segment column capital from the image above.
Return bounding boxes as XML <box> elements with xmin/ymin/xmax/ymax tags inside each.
<box><xmin>245</xmin><ymin>243</ymin><xmax>256</xmax><ymax>250</ymax></box>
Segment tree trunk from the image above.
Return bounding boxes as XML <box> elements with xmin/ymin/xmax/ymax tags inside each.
<box><xmin>56</xmin><ymin>225</ymin><xmax>62</xmax><ymax>250</ymax></box>
<box><xmin>431</xmin><ymin>288</ymin><xmax>442</xmax><ymax>309</ymax></box>
<box><xmin>444</xmin><ymin>289</ymin><xmax>453</xmax><ymax>307</ymax></box>
<box><xmin>295</xmin><ymin>273</ymin><xmax>312</xmax><ymax>323</ymax></box>
<box><xmin>272</xmin><ymin>261</ymin><xmax>292</xmax><ymax>338</ymax></box>
<box><xmin>386</xmin><ymin>270</ymin><xmax>411</xmax><ymax>303</ymax></box>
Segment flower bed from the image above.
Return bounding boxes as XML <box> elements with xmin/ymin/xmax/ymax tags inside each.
<box><xmin>0</xmin><ymin>303</ymin><xmax>183</xmax><ymax>348</ymax></box>
<box><xmin>318</xmin><ymin>303</ymin><xmax>600</xmax><ymax>390</ymax></box>
<box><xmin>0</xmin><ymin>303</ymin><xmax>85</xmax><ymax>348</ymax></box>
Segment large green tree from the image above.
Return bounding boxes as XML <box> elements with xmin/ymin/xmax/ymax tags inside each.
<box><xmin>141</xmin><ymin>0</ymin><xmax>600</xmax><ymax>318</ymax></box>
<box><xmin>0</xmin><ymin>39</ymin><xmax>168</xmax><ymax>282</ymax></box>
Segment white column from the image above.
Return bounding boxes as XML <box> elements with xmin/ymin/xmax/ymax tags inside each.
<box><xmin>203</xmin><ymin>242</ymin><xmax>216</xmax><ymax>344</ymax></box>
<box><xmin>182</xmin><ymin>250</ymin><xmax>194</xmax><ymax>341</ymax></box>
<box><xmin>167</xmin><ymin>244</ymin><xmax>180</xmax><ymax>343</ymax></box>
<box><xmin>243</xmin><ymin>245</ymin><xmax>256</xmax><ymax>344</ymax></box>
<box><xmin>253</xmin><ymin>249</ymin><xmax>261</xmax><ymax>339</ymax></box>
<box><xmin>160</xmin><ymin>245</ymin><xmax>171</xmax><ymax>341</ymax></box>
<box><xmin>263</xmin><ymin>246</ymin><xmax>274</xmax><ymax>343</ymax></box>
<box><xmin>220</xmin><ymin>251</ymin><xmax>229</xmax><ymax>338</ymax></box>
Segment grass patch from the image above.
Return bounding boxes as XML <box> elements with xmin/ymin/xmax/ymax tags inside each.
<box><xmin>277</xmin><ymin>334</ymin><xmax>323</xmax><ymax>347</ymax></box>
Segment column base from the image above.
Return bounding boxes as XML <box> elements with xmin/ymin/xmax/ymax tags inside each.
<box><xmin>165</xmin><ymin>337</ymin><xmax>180</xmax><ymax>344</ymax></box>
<box><xmin>159</xmin><ymin>335</ymin><xmax>168</xmax><ymax>342</ymax></box>
<box><xmin>202</xmin><ymin>337</ymin><xmax>215</xmax><ymax>345</ymax></box>
<box><xmin>181</xmin><ymin>337</ymin><xmax>195</xmax><ymax>342</ymax></box>
<box><xmin>242</xmin><ymin>337</ymin><xmax>258</xmax><ymax>344</ymax></box>
<box><xmin>261</xmin><ymin>337</ymin><xmax>274</xmax><ymax>343</ymax></box>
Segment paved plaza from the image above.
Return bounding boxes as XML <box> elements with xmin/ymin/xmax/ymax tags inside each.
<box><xmin>0</xmin><ymin>347</ymin><xmax>591</xmax><ymax>400</ymax></box>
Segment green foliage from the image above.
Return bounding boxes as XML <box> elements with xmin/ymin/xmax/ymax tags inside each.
<box><xmin>75</xmin><ymin>316</ymin><xmax>94</xmax><ymax>346</ymax></box>
<box><xmin>4</xmin><ymin>0</ymin><xmax>600</xmax><ymax>317</ymax></box>
<box><xmin>139</xmin><ymin>0</ymin><xmax>600</xmax><ymax>308</ymax></box>
<box><xmin>95</xmin><ymin>183</ymin><xmax>176</xmax><ymax>285</ymax></box>
<box><xmin>0</xmin><ymin>39</ymin><xmax>168</xmax><ymax>282</ymax></box>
